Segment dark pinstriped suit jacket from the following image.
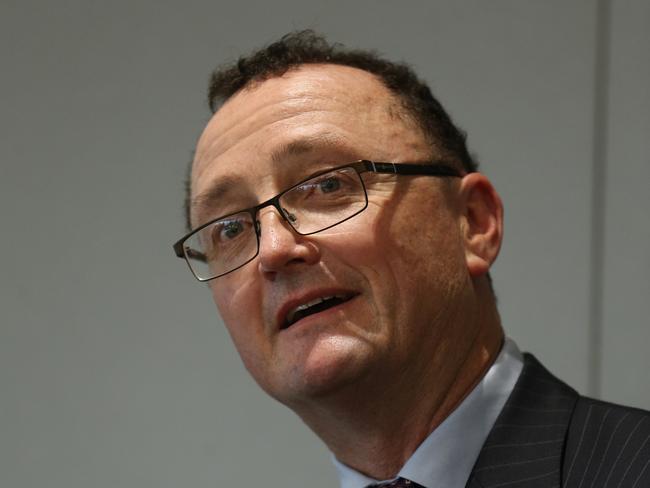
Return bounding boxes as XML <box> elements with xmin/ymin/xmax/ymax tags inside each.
<box><xmin>465</xmin><ymin>354</ymin><xmax>650</xmax><ymax>488</ymax></box>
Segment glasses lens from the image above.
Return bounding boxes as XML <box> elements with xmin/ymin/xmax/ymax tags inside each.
<box><xmin>182</xmin><ymin>211</ymin><xmax>257</xmax><ymax>280</ymax></box>
<box><xmin>280</xmin><ymin>166</ymin><xmax>368</xmax><ymax>234</ymax></box>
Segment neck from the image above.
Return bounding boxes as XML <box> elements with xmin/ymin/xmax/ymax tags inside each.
<box><xmin>292</xmin><ymin>284</ymin><xmax>504</xmax><ymax>480</ymax></box>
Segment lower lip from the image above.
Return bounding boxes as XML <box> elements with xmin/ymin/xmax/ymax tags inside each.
<box><xmin>282</xmin><ymin>296</ymin><xmax>358</xmax><ymax>332</ymax></box>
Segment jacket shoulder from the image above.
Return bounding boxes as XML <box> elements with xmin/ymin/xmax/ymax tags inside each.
<box><xmin>563</xmin><ymin>395</ymin><xmax>650</xmax><ymax>487</ymax></box>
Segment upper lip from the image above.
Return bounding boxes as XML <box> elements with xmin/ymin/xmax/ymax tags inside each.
<box><xmin>276</xmin><ymin>288</ymin><xmax>358</xmax><ymax>330</ymax></box>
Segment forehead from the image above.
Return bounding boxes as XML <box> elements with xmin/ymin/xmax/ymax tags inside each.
<box><xmin>190</xmin><ymin>64</ymin><xmax>428</xmax><ymax>218</ymax></box>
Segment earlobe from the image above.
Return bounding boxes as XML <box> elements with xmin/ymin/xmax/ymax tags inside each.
<box><xmin>459</xmin><ymin>173</ymin><xmax>504</xmax><ymax>277</ymax></box>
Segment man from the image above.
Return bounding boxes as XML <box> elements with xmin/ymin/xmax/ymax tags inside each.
<box><xmin>173</xmin><ymin>31</ymin><xmax>650</xmax><ymax>487</ymax></box>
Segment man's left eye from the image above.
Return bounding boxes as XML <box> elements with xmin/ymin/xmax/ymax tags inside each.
<box><xmin>318</xmin><ymin>177</ymin><xmax>341</xmax><ymax>193</ymax></box>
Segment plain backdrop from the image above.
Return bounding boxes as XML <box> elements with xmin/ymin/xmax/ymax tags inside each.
<box><xmin>1</xmin><ymin>1</ymin><xmax>648</xmax><ymax>487</ymax></box>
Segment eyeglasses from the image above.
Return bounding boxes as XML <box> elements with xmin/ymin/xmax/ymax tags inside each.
<box><xmin>173</xmin><ymin>160</ymin><xmax>461</xmax><ymax>281</ymax></box>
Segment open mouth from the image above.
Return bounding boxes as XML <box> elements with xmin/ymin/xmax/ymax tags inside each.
<box><xmin>282</xmin><ymin>294</ymin><xmax>356</xmax><ymax>329</ymax></box>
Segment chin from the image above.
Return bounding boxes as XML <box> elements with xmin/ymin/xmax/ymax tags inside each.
<box><xmin>272</xmin><ymin>334</ymin><xmax>372</xmax><ymax>403</ymax></box>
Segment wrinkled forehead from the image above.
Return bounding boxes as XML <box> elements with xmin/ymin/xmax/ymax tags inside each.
<box><xmin>194</xmin><ymin>65</ymin><xmax>406</xmax><ymax>167</ymax></box>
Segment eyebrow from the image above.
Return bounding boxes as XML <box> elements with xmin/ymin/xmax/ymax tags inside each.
<box><xmin>270</xmin><ymin>137</ymin><xmax>337</xmax><ymax>165</ymax></box>
<box><xmin>191</xmin><ymin>174</ymin><xmax>242</xmax><ymax>209</ymax></box>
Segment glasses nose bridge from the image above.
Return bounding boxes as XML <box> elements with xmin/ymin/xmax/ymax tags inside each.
<box><xmin>253</xmin><ymin>194</ymin><xmax>294</xmax><ymax>237</ymax></box>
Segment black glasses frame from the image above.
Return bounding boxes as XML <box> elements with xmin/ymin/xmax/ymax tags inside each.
<box><xmin>173</xmin><ymin>160</ymin><xmax>462</xmax><ymax>281</ymax></box>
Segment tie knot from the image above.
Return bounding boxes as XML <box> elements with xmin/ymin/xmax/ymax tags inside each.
<box><xmin>372</xmin><ymin>477</ymin><xmax>424</xmax><ymax>488</ymax></box>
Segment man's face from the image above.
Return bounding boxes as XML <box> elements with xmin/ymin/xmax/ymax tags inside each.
<box><xmin>190</xmin><ymin>65</ymin><xmax>475</xmax><ymax>407</ymax></box>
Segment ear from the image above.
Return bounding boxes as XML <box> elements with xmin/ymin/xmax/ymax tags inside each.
<box><xmin>458</xmin><ymin>173</ymin><xmax>504</xmax><ymax>277</ymax></box>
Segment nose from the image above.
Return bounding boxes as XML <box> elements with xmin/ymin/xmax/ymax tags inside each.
<box><xmin>256</xmin><ymin>207</ymin><xmax>320</xmax><ymax>275</ymax></box>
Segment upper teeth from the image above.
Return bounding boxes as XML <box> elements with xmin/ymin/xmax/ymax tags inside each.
<box><xmin>286</xmin><ymin>295</ymin><xmax>345</xmax><ymax>325</ymax></box>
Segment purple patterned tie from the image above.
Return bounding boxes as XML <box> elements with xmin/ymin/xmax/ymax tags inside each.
<box><xmin>370</xmin><ymin>477</ymin><xmax>425</xmax><ymax>488</ymax></box>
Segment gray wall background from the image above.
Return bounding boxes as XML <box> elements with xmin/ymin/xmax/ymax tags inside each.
<box><xmin>1</xmin><ymin>1</ymin><xmax>648</xmax><ymax>487</ymax></box>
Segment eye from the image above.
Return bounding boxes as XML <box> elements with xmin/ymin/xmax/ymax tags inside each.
<box><xmin>214</xmin><ymin>218</ymin><xmax>245</xmax><ymax>242</ymax></box>
<box><xmin>296</xmin><ymin>174</ymin><xmax>344</xmax><ymax>195</ymax></box>
<box><xmin>286</xmin><ymin>167</ymin><xmax>360</xmax><ymax>206</ymax></box>
<box><xmin>317</xmin><ymin>176</ymin><xmax>341</xmax><ymax>193</ymax></box>
<box><xmin>223</xmin><ymin>221</ymin><xmax>242</xmax><ymax>238</ymax></box>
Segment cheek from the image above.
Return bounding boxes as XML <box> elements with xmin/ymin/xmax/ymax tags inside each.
<box><xmin>319</xmin><ymin>210</ymin><xmax>408</xmax><ymax>322</ymax></box>
<box><xmin>210</xmin><ymin>279</ymin><xmax>268</xmax><ymax>364</ymax></box>
<box><xmin>210</xmin><ymin>281</ymin><xmax>237</xmax><ymax>323</ymax></box>
<box><xmin>367</xmin><ymin>196</ymin><xmax>466</xmax><ymax>311</ymax></box>
<box><xmin>211</xmin><ymin>274</ymin><xmax>262</xmax><ymax>318</ymax></box>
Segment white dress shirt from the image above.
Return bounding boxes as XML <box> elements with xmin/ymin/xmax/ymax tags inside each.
<box><xmin>332</xmin><ymin>338</ymin><xmax>524</xmax><ymax>488</ymax></box>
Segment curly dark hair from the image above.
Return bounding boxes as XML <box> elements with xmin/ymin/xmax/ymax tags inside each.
<box><xmin>207</xmin><ymin>30</ymin><xmax>477</xmax><ymax>171</ymax></box>
<box><xmin>185</xmin><ymin>30</ymin><xmax>479</xmax><ymax>231</ymax></box>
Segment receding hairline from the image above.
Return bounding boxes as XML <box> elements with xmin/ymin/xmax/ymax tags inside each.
<box><xmin>208</xmin><ymin>62</ymin><xmax>434</xmax><ymax>153</ymax></box>
<box><xmin>193</xmin><ymin>63</ymin><xmax>425</xmax><ymax>176</ymax></box>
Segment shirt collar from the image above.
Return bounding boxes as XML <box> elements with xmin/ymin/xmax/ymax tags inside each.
<box><xmin>333</xmin><ymin>338</ymin><xmax>524</xmax><ymax>488</ymax></box>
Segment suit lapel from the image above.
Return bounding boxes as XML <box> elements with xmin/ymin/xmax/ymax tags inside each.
<box><xmin>466</xmin><ymin>354</ymin><xmax>579</xmax><ymax>488</ymax></box>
